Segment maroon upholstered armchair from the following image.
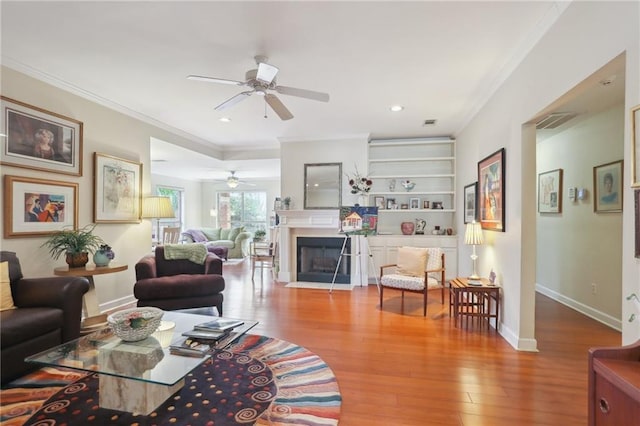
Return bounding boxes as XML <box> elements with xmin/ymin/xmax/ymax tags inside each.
<box><xmin>133</xmin><ymin>246</ymin><xmax>225</xmax><ymax>315</ymax></box>
<box><xmin>1</xmin><ymin>251</ymin><xmax>89</xmax><ymax>384</ymax></box>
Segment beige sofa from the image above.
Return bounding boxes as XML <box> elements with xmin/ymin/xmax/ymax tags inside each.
<box><xmin>181</xmin><ymin>227</ymin><xmax>252</xmax><ymax>259</ymax></box>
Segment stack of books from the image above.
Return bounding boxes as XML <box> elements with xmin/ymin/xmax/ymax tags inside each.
<box><xmin>169</xmin><ymin>318</ymin><xmax>245</xmax><ymax>357</ymax></box>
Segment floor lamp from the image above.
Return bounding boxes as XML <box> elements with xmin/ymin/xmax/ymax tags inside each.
<box><xmin>141</xmin><ymin>196</ymin><xmax>175</xmax><ymax>245</ymax></box>
<box><xmin>464</xmin><ymin>221</ymin><xmax>484</xmax><ymax>280</ymax></box>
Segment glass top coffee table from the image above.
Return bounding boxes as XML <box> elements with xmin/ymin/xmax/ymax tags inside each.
<box><xmin>26</xmin><ymin>311</ymin><xmax>257</xmax><ymax>415</ymax></box>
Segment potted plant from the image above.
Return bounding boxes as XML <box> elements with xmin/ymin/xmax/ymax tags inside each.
<box><xmin>282</xmin><ymin>197</ymin><xmax>291</xmax><ymax>210</ymax></box>
<box><xmin>41</xmin><ymin>224</ymin><xmax>105</xmax><ymax>268</ymax></box>
<box><xmin>253</xmin><ymin>229</ymin><xmax>267</xmax><ymax>242</ymax></box>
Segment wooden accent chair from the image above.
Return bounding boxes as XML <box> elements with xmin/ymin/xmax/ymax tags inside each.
<box><xmin>250</xmin><ymin>241</ymin><xmax>277</xmax><ymax>280</ymax></box>
<box><xmin>379</xmin><ymin>247</ymin><xmax>445</xmax><ymax>316</ymax></box>
<box><xmin>162</xmin><ymin>226</ymin><xmax>181</xmax><ymax>244</ymax></box>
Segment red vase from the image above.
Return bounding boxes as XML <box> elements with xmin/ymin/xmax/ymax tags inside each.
<box><xmin>401</xmin><ymin>222</ymin><xmax>415</xmax><ymax>235</ymax></box>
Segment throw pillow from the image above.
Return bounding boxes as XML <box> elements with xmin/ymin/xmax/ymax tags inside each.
<box><xmin>228</xmin><ymin>226</ymin><xmax>244</xmax><ymax>242</ymax></box>
<box><xmin>396</xmin><ymin>247</ymin><xmax>428</xmax><ymax>278</ymax></box>
<box><xmin>202</xmin><ymin>228</ymin><xmax>221</xmax><ymax>241</ymax></box>
<box><xmin>0</xmin><ymin>261</ymin><xmax>16</xmax><ymax>311</ymax></box>
<box><xmin>187</xmin><ymin>229</ymin><xmax>208</xmax><ymax>243</ymax></box>
<box><xmin>220</xmin><ymin>228</ymin><xmax>231</xmax><ymax>240</ymax></box>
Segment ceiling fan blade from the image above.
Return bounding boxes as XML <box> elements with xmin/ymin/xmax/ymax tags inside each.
<box><xmin>275</xmin><ymin>85</ymin><xmax>330</xmax><ymax>102</ymax></box>
<box><xmin>256</xmin><ymin>62</ymin><xmax>279</xmax><ymax>84</ymax></box>
<box><xmin>187</xmin><ymin>75</ymin><xmax>245</xmax><ymax>86</ymax></box>
<box><xmin>264</xmin><ymin>94</ymin><xmax>294</xmax><ymax>120</ymax></box>
<box><xmin>214</xmin><ymin>91</ymin><xmax>253</xmax><ymax>111</ymax></box>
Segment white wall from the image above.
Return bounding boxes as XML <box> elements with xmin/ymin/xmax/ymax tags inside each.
<box><xmin>0</xmin><ymin>66</ymin><xmax>210</xmax><ymax>311</ymax></box>
<box><xmin>280</xmin><ymin>136</ymin><xmax>369</xmax><ymax>210</ymax></box>
<box><xmin>457</xmin><ymin>1</ymin><xmax>639</xmax><ymax>349</ymax></box>
<box><xmin>536</xmin><ymin>105</ymin><xmax>624</xmax><ymax>328</ymax></box>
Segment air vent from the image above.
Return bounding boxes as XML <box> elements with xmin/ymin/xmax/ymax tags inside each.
<box><xmin>536</xmin><ymin>112</ymin><xmax>577</xmax><ymax>130</ymax></box>
<box><xmin>423</xmin><ymin>119</ymin><xmax>437</xmax><ymax>126</ymax></box>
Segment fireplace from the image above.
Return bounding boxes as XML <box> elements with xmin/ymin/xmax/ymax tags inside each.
<box><xmin>296</xmin><ymin>237</ymin><xmax>350</xmax><ymax>283</ymax></box>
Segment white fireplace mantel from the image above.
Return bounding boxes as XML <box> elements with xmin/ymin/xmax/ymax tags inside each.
<box><xmin>276</xmin><ymin>209</ymin><xmax>366</xmax><ymax>285</ymax></box>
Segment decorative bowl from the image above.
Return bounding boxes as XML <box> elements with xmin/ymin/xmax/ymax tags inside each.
<box><xmin>107</xmin><ymin>307</ymin><xmax>164</xmax><ymax>342</ymax></box>
<box><xmin>401</xmin><ymin>180</ymin><xmax>416</xmax><ymax>191</ymax></box>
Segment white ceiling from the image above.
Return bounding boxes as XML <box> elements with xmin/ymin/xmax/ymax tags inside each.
<box><xmin>1</xmin><ymin>1</ymin><xmax>574</xmax><ymax>181</ymax></box>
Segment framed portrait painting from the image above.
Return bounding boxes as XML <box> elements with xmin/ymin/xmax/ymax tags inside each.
<box><xmin>1</xmin><ymin>96</ymin><xmax>83</xmax><ymax>176</ymax></box>
<box><xmin>3</xmin><ymin>175</ymin><xmax>78</xmax><ymax>238</ymax></box>
<box><xmin>464</xmin><ymin>182</ymin><xmax>478</xmax><ymax>223</ymax></box>
<box><xmin>593</xmin><ymin>160</ymin><xmax>623</xmax><ymax>213</ymax></box>
<box><xmin>632</xmin><ymin>104</ymin><xmax>640</xmax><ymax>187</ymax></box>
<box><xmin>409</xmin><ymin>197</ymin><xmax>420</xmax><ymax>209</ymax></box>
<box><xmin>478</xmin><ymin>148</ymin><xmax>505</xmax><ymax>231</ymax></box>
<box><xmin>374</xmin><ymin>196</ymin><xmax>385</xmax><ymax>209</ymax></box>
<box><xmin>538</xmin><ymin>169</ymin><xmax>563</xmax><ymax>213</ymax></box>
<box><xmin>94</xmin><ymin>153</ymin><xmax>142</xmax><ymax>223</ymax></box>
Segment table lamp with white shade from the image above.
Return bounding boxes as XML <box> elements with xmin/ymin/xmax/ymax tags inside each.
<box><xmin>464</xmin><ymin>221</ymin><xmax>484</xmax><ymax>280</ymax></box>
<box><xmin>141</xmin><ymin>196</ymin><xmax>175</xmax><ymax>244</ymax></box>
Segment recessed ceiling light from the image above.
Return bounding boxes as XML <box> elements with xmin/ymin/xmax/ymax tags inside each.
<box><xmin>390</xmin><ymin>105</ymin><xmax>404</xmax><ymax>112</ymax></box>
<box><xmin>219</xmin><ymin>117</ymin><xmax>231</xmax><ymax>123</ymax></box>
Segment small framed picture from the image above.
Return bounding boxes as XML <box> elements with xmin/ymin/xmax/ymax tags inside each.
<box><xmin>386</xmin><ymin>198</ymin><xmax>396</xmax><ymax>209</ymax></box>
<box><xmin>538</xmin><ymin>169</ymin><xmax>563</xmax><ymax>213</ymax></box>
<box><xmin>374</xmin><ymin>196</ymin><xmax>385</xmax><ymax>209</ymax></box>
<box><xmin>400</xmin><ymin>203</ymin><xmax>409</xmax><ymax>210</ymax></box>
<box><xmin>432</xmin><ymin>201</ymin><xmax>443</xmax><ymax>210</ymax></box>
<box><xmin>464</xmin><ymin>182</ymin><xmax>478</xmax><ymax>223</ymax></box>
<box><xmin>423</xmin><ymin>200</ymin><xmax>430</xmax><ymax>209</ymax></box>
<box><xmin>409</xmin><ymin>198</ymin><xmax>420</xmax><ymax>209</ymax></box>
<box><xmin>593</xmin><ymin>160</ymin><xmax>623</xmax><ymax>213</ymax></box>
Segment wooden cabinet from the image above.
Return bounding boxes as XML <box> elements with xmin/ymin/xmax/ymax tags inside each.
<box><xmin>367</xmin><ymin>137</ymin><xmax>456</xmax><ymax>235</ymax></box>
<box><xmin>588</xmin><ymin>340</ymin><xmax>640</xmax><ymax>426</ymax></box>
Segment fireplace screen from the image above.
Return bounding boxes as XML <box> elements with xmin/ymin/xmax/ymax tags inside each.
<box><xmin>296</xmin><ymin>237</ymin><xmax>350</xmax><ymax>283</ymax></box>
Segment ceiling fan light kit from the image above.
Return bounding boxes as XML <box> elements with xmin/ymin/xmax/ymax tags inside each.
<box><xmin>188</xmin><ymin>55</ymin><xmax>329</xmax><ymax>121</ymax></box>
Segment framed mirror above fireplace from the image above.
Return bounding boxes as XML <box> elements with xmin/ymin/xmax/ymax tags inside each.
<box><xmin>304</xmin><ymin>163</ymin><xmax>342</xmax><ymax>209</ymax></box>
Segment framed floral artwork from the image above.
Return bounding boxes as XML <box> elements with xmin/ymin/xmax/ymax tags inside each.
<box><xmin>1</xmin><ymin>96</ymin><xmax>83</xmax><ymax>176</ymax></box>
<box><xmin>478</xmin><ymin>148</ymin><xmax>505</xmax><ymax>231</ymax></box>
<box><xmin>94</xmin><ymin>153</ymin><xmax>142</xmax><ymax>223</ymax></box>
<box><xmin>3</xmin><ymin>175</ymin><xmax>78</xmax><ymax>238</ymax></box>
<box><xmin>538</xmin><ymin>169</ymin><xmax>563</xmax><ymax>213</ymax></box>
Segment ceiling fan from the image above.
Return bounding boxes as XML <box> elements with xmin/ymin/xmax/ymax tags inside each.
<box><xmin>221</xmin><ymin>171</ymin><xmax>255</xmax><ymax>188</ymax></box>
<box><xmin>187</xmin><ymin>55</ymin><xmax>330</xmax><ymax>120</ymax></box>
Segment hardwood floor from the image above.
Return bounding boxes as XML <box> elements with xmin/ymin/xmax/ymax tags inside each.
<box><xmin>188</xmin><ymin>260</ymin><xmax>621</xmax><ymax>425</ymax></box>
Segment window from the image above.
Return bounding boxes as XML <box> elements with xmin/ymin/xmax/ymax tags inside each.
<box><xmin>157</xmin><ymin>186</ymin><xmax>184</xmax><ymax>237</ymax></box>
<box><xmin>217</xmin><ymin>191</ymin><xmax>267</xmax><ymax>233</ymax></box>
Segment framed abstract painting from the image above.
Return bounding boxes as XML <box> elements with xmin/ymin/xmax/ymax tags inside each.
<box><xmin>478</xmin><ymin>148</ymin><xmax>505</xmax><ymax>231</ymax></box>
<box><xmin>538</xmin><ymin>169</ymin><xmax>563</xmax><ymax>213</ymax></box>
<box><xmin>463</xmin><ymin>182</ymin><xmax>478</xmax><ymax>223</ymax></box>
<box><xmin>3</xmin><ymin>175</ymin><xmax>78</xmax><ymax>238</ymax></box>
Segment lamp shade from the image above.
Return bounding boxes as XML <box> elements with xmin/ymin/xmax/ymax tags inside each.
<box><xmin>464</xmin><ymin>221</ymin><xmax>484</xmax><ymax>245</ymax></box>
<box><xmin>141</xmin><ymin>196</ymin><xmax>175</xmax><ymax>219</ymax></box>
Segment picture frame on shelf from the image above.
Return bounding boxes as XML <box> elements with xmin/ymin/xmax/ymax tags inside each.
<box><xmin>464</xmin><ymin>182</ymin><xmax>478</xmax><ymax>223</ymax></box>
<box><xmin>431</xmin><ymin>201</ymin><xmax>443</xmax><ymax>210</ymax></box>
<box><xmin>478</xmin><ymin>148</ymin><xmax>506</xmax><ymax>231</ymax></box>
<box><xmin>3</xmin><ymin>175</ymin><xmax>78</xmax><ymax>238</ymax></box>
<box><xmin>94</xmin><ymin>152</ymin><xmax>142</xmax><ymax>223</ymax></box>
<box><xmin>400</xmin><ymin>203</ymin><xmax>409</xmax><ymax>210</ymax></box>
<box><xmin>386</xmin><ymin>198</ymin><xmax>396</xmax><ymax>209</ymax></box>
<box><xmin>374</xmin><ymin>196</ymin><xmax>385</xmax><ymax>209</ymax></box>
<box><xmin>632</xmin><ymin>104</ymin><xmax>640</xmax><ymax>187</ymax></box>
<box><xmin>0</xmin><ymin>96</ymin><xmax>83</xmax><ymax>176</ymax></box>
<box><xmin>409</xmin><ymin>197</ymin><xmax>420</xmax><ymax>209</ymax></box>
<box><xmin>593</xmin><ymin>160</ymin><xmax>623</xmax><ymax>213</ymax></box>
<box><xmin>538</xmin><ymin>169</ymin><xmax>563</xmax><ymax>213</ymax></box>
<box><xmin>423</xmin><ymin>200</ymin><xmax>430</xmax><ymax>209</ymax></box>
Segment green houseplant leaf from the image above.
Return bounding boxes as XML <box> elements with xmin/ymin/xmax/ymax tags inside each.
<box><xmin>41</xmin><ymin>224</ymin><xmax>105</xmax><ymax>260</ymax></box>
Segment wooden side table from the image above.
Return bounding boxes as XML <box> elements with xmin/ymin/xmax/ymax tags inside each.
<box><xmin>54</xmin><ymin>264</ymin><xmax>128</xmax><ymax>333</ymax></box>
<box><xmin>449</xmin><ymin>277</ymin><xmax>500</xmax><ymax>330</ymax></box>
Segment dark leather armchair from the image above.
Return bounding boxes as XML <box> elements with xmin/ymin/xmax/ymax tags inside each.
<box><xmin>134</xmin><ymin>246</ymin><xmax>225</xmax><ymax>315</ymax></box>
<box><xmin>0</xmin><ymin>251</ymin><xmax>89</xmax><ymax>384</ymax></box>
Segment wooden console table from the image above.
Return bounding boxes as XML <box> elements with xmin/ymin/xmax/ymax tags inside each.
<box><xmin>449</xmin><ymin>277</ymin><xmax>500</xmax><ymax>330</ymax></box>
<box><xmin>54</xmin><ymin>264</ymin><xmax>128</xmax><ymax>333</ymax></box>
<box><xmin>588</xmin><ymin>340</ymin><xmax>640</xmax><ymax>425</ymax></box>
